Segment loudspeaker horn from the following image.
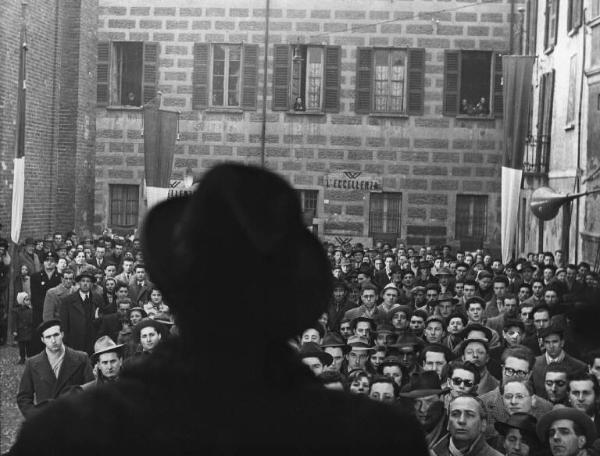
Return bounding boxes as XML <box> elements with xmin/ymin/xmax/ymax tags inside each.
<box><xmin>530</xmin><ymin>186</ymin><xmax>600</xmax><ymax>221</ymax></box>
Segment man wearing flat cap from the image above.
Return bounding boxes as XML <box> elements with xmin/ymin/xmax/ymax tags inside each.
<box><xmin>321</xmin><ymin>332</ymin><xmax>348</xmax><ymax>374</ymax></box>
<box><xmin>58</xmin><ymin>268</ymin><xmax>104</xmax><ymax>355</ymax></box>
<box><xmin>17</xmin><ymin>319</ymin><xmax>93</xmax><ymax>419</ymax></box>
<box><xmin>537</xmin><ymin>408</ymin><xmax>597</xmax><ymax>456</ymax></box>
<box><xmin>29</xmin><ymin>251</ymin><xmax>62</xmax><ymax>354</ymax></box>
<box><xmin>10</xmin><ymin>164</ymin><xmax>428</xmax><ymax>455</ymax></box>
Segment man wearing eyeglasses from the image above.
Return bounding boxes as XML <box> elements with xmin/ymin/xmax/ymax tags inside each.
<box><xmin>531</xmin><ymin>326</ymin><xmax>587</xmax><ymax>400</ymax></box>
<box><xmin>479</xmin><ymin>346</ymin><xmax>553</xmax><ymax>441</ymax></box>
<box><xmin>544</xmin><ymin>363</ymin><xmax>570</xmax><ymax>406</ymax></box>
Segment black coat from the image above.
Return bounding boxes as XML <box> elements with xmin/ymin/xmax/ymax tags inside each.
<box><xmin>58</xmin><ymin>292</ymin><xmax>104</xmax><ymax>355</ymax></box>
<box><xmin>29</xmin><ymin>270</ymin><xmax>61</xmax><ymax>353</ymax></box>
<box><xmin>9</xmin><ymin>338</ymin><xmax>429</xmax><ymax>455</ymax></box>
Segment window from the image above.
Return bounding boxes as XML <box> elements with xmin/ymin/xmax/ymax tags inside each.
<box><xmin>593</xmin><ymin>0</ymin><xmax>600</xmax><ymax>19</ymax></box>
<box><xmin>369</xmin><ymin>193</ymin><xmax>402</xmax><ymax>238</ymax></box>
<box><xmin>443</xmin><ymin>50</ymin><xmax>503</xmax><ymax>117</ymax></box>
<box><xmin>455</xmin><ymin>195</ymin><xmax>488</xmax><ymax>250</ymax></box>
<box><xmin>192</xmin><ymin>43</ymin><xmax>258</xmax><ymax>110</ymax></box>
<box><xmin>526</xmin><ymin>0</ymin><xmax>538</xmax><ymax>55</ymax></box>
<box><xmin>109</xmin><ymin>184</ymin><xmax>139</xmax><ymax>228</ymax></box>
<box><xmin>272</xmin><ymin>44</ymin><xmax>340</xmax><ymax>112</ymax></box>
<box><xmin>566</xmin><ymin>55</ymin><xmax>578</xmax><ymax>125</ymax></box>
<box><xmin>536</xmin><ymin>71</ymin><xmax>555</xmax><ymax>173</ymax></box>
<box><xmin>298</xmin><ymin>189</ymin><xmax>319</xmax><ymax>226</ymax></box>
<box><xmin>544</xmin><ymin>0</ymin><xmax>560</xmax><ymax>51</ymax></box>
<box><xmin>356</xmin><ymin>47</ymin><xmax>425</xmax><ymax>115</ymax></box>
<box><xmin>567</xmin><ymin>0</ymin><xmax>583</xmax><ymax>32</ymax></box>
<box><xmin>97</xmin><ymin>42</ymin><xmax>158</xmax><ymax>107</ymax></box>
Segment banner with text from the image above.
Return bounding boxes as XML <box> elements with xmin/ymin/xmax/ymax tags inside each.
<box><xmin>324</xmin><ymin>171</ymin><xmax>382</xmax><ymax>192</ymax></box>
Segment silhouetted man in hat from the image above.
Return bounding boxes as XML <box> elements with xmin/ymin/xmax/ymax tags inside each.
<box><xmin>10</xmin><ymin>164</ymin><xmax>428</xmax><ymax>455</ymax></box>
<box><xmin>29</xmin><ymin>251</ymin><xmax>61</xmax><ymax>354</ymax></box>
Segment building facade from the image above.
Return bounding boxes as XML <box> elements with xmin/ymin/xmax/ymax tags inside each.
<box><xmin>0</xmin><ymin>0</ymin><xmax>97</xmax><ymax>240</ymax></box>
<box><xmin>520</xmin><ymin>0</ymin><xmax>600</xmax><ymax>265</ymax></box>
<box><xmin>94</xmin><ymin>0</ymin><xmax>515</xmax><ymax>250</ymax></box>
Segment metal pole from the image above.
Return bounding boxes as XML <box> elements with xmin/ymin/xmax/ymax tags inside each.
<box><xmin>260</xmin><ymin>0</ymin><xmax>270</xmax><ymax>168</ymax></box>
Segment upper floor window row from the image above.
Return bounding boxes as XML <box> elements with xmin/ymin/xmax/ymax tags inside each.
<box><xmin>97</xmin><ymin>41</ymin><xmax>503</xmax><ymax>119</ymax></box>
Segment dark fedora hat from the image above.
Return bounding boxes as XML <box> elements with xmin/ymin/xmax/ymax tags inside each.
<box><xmin>37</xmin><ymin>319</ymin><xmax>62</xmax><ymax>337</ymax></box>
<box><xmin>398</xmin><ymin>371</ymin><xmax>448</xmax><ymax>398</ymax></box>
<box><xmin>495</xmin><ymin>413</ymin><xmax>539</xmax><ymax>445</ymax></box>
<box><xmin>133</xmin><ymin>318</ymin><xmax>165</xmax><ymax>342</ymax></box>
<box><xmin>321</xmin><ymin>332</ymin><xmax>350</xmax><ymax>354</ymax></box>
<box><xmin>141</xmin><ymin>164</ymin><xmax>332</xmax><ymax>340</ymax></box>
<box><xmin>432</xmin><ymin>292</ymin><xmax>459</xmax><ymax>306</ymax></box>
<box><xmin>298</xmin><ymin>342</ymin><xmax>333</xmax><ymax>366</ymax></box>
<box><xmin>75</xmin><ymin>266</ymin><xmax>97</xmax><ymax>283</ymax></box>
<box><xmin>536</xmin><ymin>407</ymin><xmax>597</xmax><ymax>445</ymax></box>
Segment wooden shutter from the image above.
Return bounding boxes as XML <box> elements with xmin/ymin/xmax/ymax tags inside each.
<box><xmin>527</xmin><ymin>0</ymin><xmax>538</xmax><ymax>55</ymax></box>
<box><xmin>571</xmin><ymin>0</ymin><xmax>583</xmax><ymax>31</ymax></box>
<box><xmin>535</xmin><ymin>73</ymin><xmax>547</xmax><ymax>165</ymax></box>
<box><xmin>542</xmin><ymin>70</ymin><xmax>555</xmax><ymax>141</ymax></box>
<box><xmin>324</xmin><ymin>46</ymin><xmax>341</xmax><ymax>113</ymax></box>
<box><xmin>407</xmin><ymin>48</ymin><xmax>425</xmax><ymax>116</ymax></box>
<box><xmin>142</xmin><ymin>42</ymin><xmax>158</xmax><ymax>104</ymax></box>
<box><xmin>192</xmin><ymin>43</ymin><xmax>210</xmax><ymax>109</ymax></box>
<box><xmin>355</xmin><ymin>47</ymin><xmax>373</xmax><ymax>114</ymax></box>
<box><xmin>97</xmin><ymin>42</ymin><xmax>110</xmax><ymax>106</ymax></box>
<box><xmin>443</xmin><ymin>50</ymin><xmax>460</xmax><ymax>116</ymax></box>
<box><xmin>549</xmin><ymin>0</ymin><xmax>559</xmax><ymax>48</ymax></box>
<box><xmin>493</xmin><ymin>53</ymin><xmax>504</xmax><ymax>117</ymax></box>
<box><xmin>241</xmin><ymin>44</ymin><xmax>258</xmax><ymax>110</ymax></box>
<box><xmin>272</xmin><ymin>44</ymin><xmax>290</xmax><ymax>111</ymax></box>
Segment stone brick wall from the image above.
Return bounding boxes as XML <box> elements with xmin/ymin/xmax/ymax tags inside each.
<box><xmin>0</xmin><ymin>0</ymin><xmax>98</xmax><ymax>241</ymax></box>
<box><xmin>95</xmin><ymin>0</ymin><xmax>515</xmax><ymax>248</ymax></box>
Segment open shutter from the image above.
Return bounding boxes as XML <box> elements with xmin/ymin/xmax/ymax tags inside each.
<box><xmin>355</xmin><ymin>47</ymin><xmax>373</xmax><ymax>114</ymax></box>
<box><xmin>97</xmin><ymin>42</ymin><xmax>110</xmax><ymax>106</ymax></box>
<box><xmin>406</xmin><ymin>48</ymin><xmax>425</xmax><ymax>116</ymax></box>
<box><xmin>549</xmin><ymin>0</ymin><xmax>559</xmax><ymax>48</ymax></box>
<box><xmin>443</xmin><ymin>50</ymin><xmax>460</xmax><ymax>116</ymax></box>
<box><xmin>272</xmin><ymin>44</ymin><xmax>290</xmax><ymax>111</ymax></box>
<box><xmin>192</xmin><ymin>43</ymin><xmax>210</xmax><ymax>109</ymax></box>
<box><xmin>142</xmin><ymin>42</ymin><xmax>158</xmax><ymax>104</ymax></box>
<box><xmin>324</xmin><ymin>46</ymin><xmax>341</xmax><ymax>113</ymax></box>
<box><xmin>241</xmin><ymin>44</ymin><xmax>258</xmax><ymax>110</ymax></box>
<box><xmin>535</xmin><ymin>73</ymin><xmax>547</xmax><ymax>165</ymax></box>
<box><xmin>572</xmin><ymin>0</ymin><xmax>583</xmax><ymax>31</ymax></box>
<box><xmin>493</xmin><ymin>53</ymin><xmax>503</xmax><ymax>117</ymax></box>
<box><xmin>542</xmin><ymin>70</ymin><xmax>555</xmax><ymax>142</ymax></box>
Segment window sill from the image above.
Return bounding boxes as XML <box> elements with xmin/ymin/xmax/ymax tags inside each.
<box><xmin>585</xmin><ymin>66</ymin><xmax>600</xmax><ymax>77</ymax></box>
<box><xmin>565</xmin><ymin>123</ymin><xmax>575</xmax><ymax>131</ymax></box>
<box><xmin>456</xmin><ymin>115</ymin><xmax>496</xmax><ymax>121</ymax></box>
<box><xmin>369</xmin><ymin>113</ymin><xmax>409</xmax><ymax>119</ymax></box>
<box><xmin>285</xmin><ymin>110</ymin><xmax>326</xmax><ymax>116</ymax></box>
<box><xmin>106</xmin><ymin>105</ymin><xmax>143</xmax><ymax>111</ymax></box>
<box><xmin>568</xmin><ymin>27</ymin><xmax>580</xmax><ymax>37</ymax></box>
<box><xmin>589</xmin><ymin>16</ymin><xmax>600</xmax><ymax>27</ymax></box>
<box><xmin>544</xmin><ymin>45</ymin><xmax>555</xmax><ymax>55</ymax></box>
<box><xmin>205</xmin><ymin>108</ymin><xmax>244</xmax><ymax>114</ymax></box>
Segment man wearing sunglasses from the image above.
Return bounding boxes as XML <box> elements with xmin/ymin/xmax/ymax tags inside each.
<box><xmin>443</xmin><ymin>360</ymin><xmax>480</xmax><ymax>410</ymax></box>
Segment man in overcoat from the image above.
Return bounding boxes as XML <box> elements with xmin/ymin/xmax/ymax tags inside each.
<box><xmin>29</xmin><ymin>251</ymin><xmax>61</xmax><ymax>354</ymax></box>
<box><xmin>9</xmin><ymin>164</ymin><xmax>428</xmax><ymax>455</ymax></box>
<box><xmin>16</xmin><ymin>319</ymin><xmax>93</xmax><ymax>419</ymax></box>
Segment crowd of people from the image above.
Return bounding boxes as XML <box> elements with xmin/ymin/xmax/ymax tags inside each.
<box><xmin>4</xmin><ymin>165</ymin><xmax>600</xmax><ymax>455</ymax></box>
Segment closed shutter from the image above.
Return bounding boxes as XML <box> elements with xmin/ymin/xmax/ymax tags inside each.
<box><xmin>97</xmin><ymin>42</ymin><xmax>110</xmax><ymax>106</ymax></box>
<box><xmin>272</xmin><ymin>44</ymin><xmax>290</xmax><ymax>111</ymax></box>
<box><xmin>324</xmin><ymin>46</ymin><xmax>341</xmax><ymax>112</ymax></box>
<box><xmin>535</xmin><ymin>73</ymin><xmax>547</xmax><ymax>167</ymax></box>
<box><xmin>527</xmin><ymin>0</ymin><xmax>538</xmax><ymax>55</ymax></box>
<box><xmin>549</xmin><ymin>0</ymin><xmax>559</xmax><ymax>48</ymax></box>
<box><xmin>142</xmin><ymin>42</ymin><xmax>158</xmax><ymax>104</ymax></box>
<box><xmin>572</xmin><ymin>0</ymin><xmax>583</xmax><ymax>30</ymax></box>
<box><xmin>443</xmin><ymin>50</ymin><xmax>460</xmax><ymax>116</ymax></box>
<box><xmin>355</xmin><ymin>47</ymin><xmax>373</xmax><ymax>114</ymax></box>
<box><xmin>241</xmin><ymin>44</ymin><xmax>258</xmax><ymax>110</ymax></box>
<box><xmin>542</xmin><ymin>70</ymin><xmax>555</xmax><ymax>167</ymax></box>
<box><xmin>192</xmin><ymin>43</ymin><xmax>210</xmax><ymax>109</ymax></box>
<box><xmin>493</xmin><ymin>53</ymin><xmax>504</xmax><ymax>117</ymax></box>
<box><xmin>406</xmin><ymin>48</ymin><xmax>425</xmax><ymax>116</ymax></box>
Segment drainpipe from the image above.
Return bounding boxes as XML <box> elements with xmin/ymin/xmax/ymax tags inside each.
<box><xmin>260</xmin><ymin>0</ymin><xmax>270</xmax><ymax>168</ymax></box>
<box><xmin>574</xmin><ymin>9</ymin><xmax>587</xmax><ymax>263</ymax></box>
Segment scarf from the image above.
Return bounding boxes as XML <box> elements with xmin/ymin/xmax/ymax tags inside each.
<box><xmin>46</xmin><ymin>346</ymin><xmax>66</xmax><ymax>378</ymax></box>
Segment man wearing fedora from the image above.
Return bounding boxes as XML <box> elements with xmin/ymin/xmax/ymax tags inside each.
<box><xmin>80</xmin><ymin>336</ymin><xmax>124</xmax><ymax>390</ymax></box>
<box><xmin>17</xmin><ymin>237</ymin><xmax>41</xmax><ymax>274</ymax></box>
<box><xmin>321</xmin><ymin>332</ymin><xmax>348</xmax><ymax>374</ymax></box>
<box><xmin>10</xmin><ymin>164</ymin><xmax>428</xmax><ymax>455</ymax></box>
<box><xmin>17</xmin><ymin>319</ymin><xmax>93</xmax><ymax>419</ymax></box>
<box><xmin>29</xmin><ymin>251</ymin><xmax>62</xmax><ymax>354</ymax></box>
<box><xmin>493</xmin><ymin>413</ymin><xmax>540</xmax><ymax>456</ymax></box>
<box><xmin>399</xmin><ymin>371</ymin><xmax>449</xmax><ymax>450</ymax></box>
<box><xmin>432</xmin><ymin>395</ymin><xmax>503</xmax><ymax>456</ymax></box>
<box><xmin>58</xmin><ymin>268</ymin><xmax>104</xmax><ymax>355</ymax></box>
<box><xmin>536</xmin><ymin>408</ymin><xmax>597</xmax><ymax>456</ymax></box>
<box><xmin>42</xmin><ymin>268</ymin><xmax>76</xmax><ymax>321</ymax></box>
<box><xmin>345</xmin><ymin>335</ymin><xmax>376</xmax><ymax>373</ymax></box>
<box><xmin>299</xmin><ymin>342</ymin><xmax>333</xmax><ymax>377</ymax></box>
